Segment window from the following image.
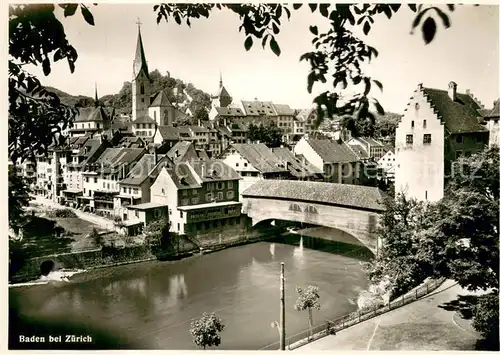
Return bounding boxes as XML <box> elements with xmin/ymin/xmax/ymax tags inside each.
<box><xmin>102</xmin><ymin>182</ymin><xmax>105</xmax><ymax>188</ymax></box>
<box><xmin>153</xmin><ymin>111</ymin><xmax>156</xmax><ymax>120</ymax></box>
<box><xmin>423</xmin><ymin>120</ymin><xmax>427</xmax><ymax>128</ymax></box>
<box><xmin>140</xmin><ymin>84</ymin><xmax>145</xmax><ymax>95</ymax></box>
<box><xmin>107</xmin><ymin>183</ymin><xmax>110</xmax><ymax>189</ymax></box>
<box><xmin>135</xmin><ymin>210</ymin><xmax>139</xmax><ymax>218</ymax></box>
<box><xmin>411</xmin><ymin>121</ymin><xmax>414</xmax><ymax>128</ymax></box>
<box><xmin>305</xmin><ymin>206</ymin><xmax>318</xmax><ymax>214</ymax></box>
<box><xmin>207</xmin><ymin>183</ymin><xmax>213</xmax><ymax>191</ymax></box>
<box><xmin>177</xmin><ymin>223</ymin><xmax>180</xmax><ymax>230</ymax></box>
<box><xmin>289</xmin><ymin>203</ymin><xmax>302</xmax><ymax>212</ymax></box>
<box><xmin>181</xmin><ymin>199</ymin><xmax>189</xmax><ymax>206</ymax></box>
<box><xmin>406</xmin><ymin>134</ymin><xmax>413</xmax><ymax>145</ymax></box>
<box><xmin>182</xmin><ymin>189</ymin><xmax>188</xmax><ymax>196</ymax></box>
<box><xmin>425</xmin><ymin>190</ymin><xmax>428</xmax><ymax>200</ymax></box>
<box><xmin>244</xmin><ymin>162</ymin><xmax>248</xmax><ymax>167</ymax></box>
<box><xmin>456</xmin><ymin>135</ymin><xmax>463</xmax><ymax>144</ymax></box>
<box><xmin>180</xmin><ymin>211</ymin><xmax>183</xmax><ymax>218</ymax></box>
<box><xmin>217</xmin><ymin>182</ymin><xmax>224</xmax><ymax>190</ymax></box>
<box><xmin>94</xmin><ymin>177</ymin><xmax>98</xmax><ymax>183</ymax></box>
<box><xmin>415</xmin><ymin>103</ymin><xmax>420</xmax><ymax>110</ymax></box>
<box><xmin>134</xmin><ymin>188</ymin><xmax>138</xmax><ymax>194</ymax></box>
<box><xmin>141</xmin><ymin>98</ymin><xmax>144</xmax><ymax>103</ymax></box>
<box><xmin>236</xmin><ymin>162</ymin><xmax>239</xmax><ymax>167</ymax></box>
<box><xmin>86</xmin><ymin>177</ymin><xmax>89</xmax><ymax>183</ymax></box>
<box><xmin>423</xmin><ymin>134</ymin><xmax>432</xmax><ymax>144</ymax></box>
<box><xmin>217</xmin><ymin>191</ymin><xmax>224</xmax><ymax>200</ymax></box>
<box><xmin>456</xmin><ymin>150</ymin><xmax>463</xmax><ymax>159</ymax></box>
<box><xmin>228</xmin><ymin>181</ymin><xmax>233</xmax><ymax>189</ymax></box>
<box><xmin>192</xmin><ymin>189</ymin><xmax>198</xmax><ymax>196</ymax></box>
<box><xmin>122</xmin><ymin>187</ymin><xmax>126</xmax><ymax>193</ymax></box>
<box><xmin>227</xmin><ymin>191</ymin><xmax>234</xmax><ymax>199</ymax></box>
<box><xmin>191</xmin><ymin>197</ymin><xmax>199</xmax><ymax>204</ymax></box>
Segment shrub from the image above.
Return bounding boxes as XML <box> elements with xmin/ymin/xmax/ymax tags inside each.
<box><xmin>46</xmin><ymin>208</ymin><xmax>77</xmax><ymax>218</ymax></box>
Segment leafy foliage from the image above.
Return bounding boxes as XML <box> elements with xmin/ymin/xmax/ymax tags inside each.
<box><xmin>471</xmin><ymin>292</ymin><xmax>499</xmax><ymax>350</ymax></box>
<box><xmin>142</xmin><ymin>218</ymin><xmax>169</xmax><ymax>246</ymax></box>
<box><xmin>247</xmin><ymin>122</ymin><xmax>283</xmax><ymax>147</ymax></box>
<box><xmin>8</xmin><ymin>4</ymin><xmax>96</xmax><ymax>163</ymax></box>
<box><xmin>294</xmin><ymin>285</ymin><xmax>321</xmax><ymax>338</ymax></box>
<box><xmin>189</xmin><ymin>312</ymin><xmax>225</xmax><ymax>350</ymax></box>
<box><xmin>152</xmin><ymin>4</ymin><xmax>457</xmax><ymax>129</ymax></box>
<box><xmin>194</xmin><ymin>107</ymin><xmax>209</xmax><ymax>122</ymax></box>
<box><xmin>8</xmin><ymin>165</ymin><xmax>31</xmax><ymax>234</ymax></box>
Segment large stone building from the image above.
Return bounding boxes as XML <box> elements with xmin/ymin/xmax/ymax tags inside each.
<box><xmin>395</xmin><ymin>82</ymin><xmax>489</xmax><ymax>202</ymax></box>
<box><xmin>483</xmin><ymin>99</ymin><xmax>500</xmax><ymax>147</ymax></box>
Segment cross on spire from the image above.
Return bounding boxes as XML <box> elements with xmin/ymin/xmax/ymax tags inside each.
<box><xmin>136</xmin><ymin>17</ymin><xmax>142</xmax><ymax>28</ymax></box>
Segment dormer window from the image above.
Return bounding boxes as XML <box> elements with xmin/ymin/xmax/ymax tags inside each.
<box><xmin>415</xmin><ymin>103</ymin><xmax>420</xmax><ymax>110</ymax></box>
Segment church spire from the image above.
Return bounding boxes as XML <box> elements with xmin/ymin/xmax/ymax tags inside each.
<box><xmin>219</xmin><ymin>70</ymin><xmax>223</xmax><ymax>89</ymax></box>
<box><xmin>94</xmin><ymin>82</ymin><xmax>99</xmax><ymax>107</ymax></box>
<box><xmin>133</xmin><ymin>18</ymin><xmax>149</xmax><ymax>80</ymax></box>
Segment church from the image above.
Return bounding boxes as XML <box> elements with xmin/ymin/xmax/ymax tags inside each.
<box><xmin>129</xmin><ymin>22</ymin><xmax>189</xmax><ymax>140</ymax></box>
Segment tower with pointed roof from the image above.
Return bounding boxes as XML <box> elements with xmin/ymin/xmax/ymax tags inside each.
<box><xmin>132</xmin><ymin>19</ymin><xmax>151</xmax><ymax>122</ymax></box>
<box><xmin>211</xmin><ymin>72</ymin><xmax>232</xmax><ymax>109</ymax></box>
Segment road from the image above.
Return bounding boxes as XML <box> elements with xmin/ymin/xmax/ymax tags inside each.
<box><xmin>297</xmin><ymin>280</ymin><xmax>483</xmax><ymax>351</ymax></box>
<box><xmin>31</xmin><ymin>195</ymin><xmax>115</xmax><ymax>231</ymax></box>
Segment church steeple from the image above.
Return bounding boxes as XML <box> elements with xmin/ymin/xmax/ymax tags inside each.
<box><xmin>94</xmin><ymin>82</ymin><xmax>99</xmax><ymax>107</ymax></box>
<box><xmin>133</xmin><ymin>18</ymin><xmax>149</xmax><ymax>80</ymax></box>
<box><xmin>219</xmin><ymin>71</ymin><xmax>223</xmax><ymax>90</ymax></box>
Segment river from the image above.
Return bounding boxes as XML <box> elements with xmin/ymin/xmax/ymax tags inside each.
<box><xmin>9</xmin><ymin>233</ymin><xmax>371</xmax><ymax>350</ymax></box>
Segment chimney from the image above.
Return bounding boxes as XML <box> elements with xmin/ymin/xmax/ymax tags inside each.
<box><xmin>466</xmin><ymin>89</ymin><xmax>471</xmax><ymax>96</ymax></box>
<box><xmin>448</xmin><ymin>81</ymin><xmax>457</xmax><ymax>102</ymax></box>
<box><xmin>417</xmin><ymin>83</ymin><xmax>423</xmax><ymax>90</ymax></box>
<box><xmin>198</xmin><ymin>119</ymin><xmax>201</xmax><ymax>127</ymax></box>
<box><xmin>201</xmin><ymin>163</ymin><xmax>205</xmax><ymax>178</ymax></box>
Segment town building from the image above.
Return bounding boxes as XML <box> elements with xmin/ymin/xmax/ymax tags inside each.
<box><xmin>68</xmin><ymin>88</ymin><xmax>114</xmax><ymax>138</ymax></box>
<box><xmin>293</xmin><ymin>136</ymin><xmax>367</xmax><ymax>185</ymax></box>
<box><xmin>271</xmin><ymin>147</ymin><xmax>323</xmax><ymax>181</ymax></box>
<box><xmin>220</xmin><ymin>143</ymin><xmax>290</xmax><ymax>201</ymax></box>
<box><xmin>482</xmin><ymin>99</ymin><xmax>500</xmax><ymax>147</ymax></box>
<box><xmin>118</xmin><ymin>202</ymin><xmax>169</xmax><ymax>237</ymax></box>
<box><xmin>347</xmin><ymin>137</ymin><xmax>386</xmax><ymax>161</ymax></box>
<box><xmin>395</xmin><ymin>82</ymin><xmax>489</xmax><ymax>202</ymax></box>
<box><xmin>81</xmin><ymin>147</ymin><xmax>145</xmax><ymax>215</ymax></box>
<box><xmin>377</xmin><ymin>149</ymin><xmax>396</xmax><ymax>182</ymax></box>
<box><xmin>150</xmin><ymin>159</ymin><xmax>242</xmax><ymax>236</ymax></box>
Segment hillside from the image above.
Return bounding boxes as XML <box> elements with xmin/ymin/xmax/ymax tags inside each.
<box><xmin>47</xmin><ymin>69</ymin><xmax>212</xmax><ymax>116</ymax></box>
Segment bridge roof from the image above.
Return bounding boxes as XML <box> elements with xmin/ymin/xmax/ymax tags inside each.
<box><xmin>242</xmin><ymin>180</ymin><xmax>386</xmax><ymax>212</ymax></box>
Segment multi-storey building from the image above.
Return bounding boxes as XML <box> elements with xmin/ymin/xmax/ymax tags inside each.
<box><xmin>293</xmin><ymin>136</ymin><xmax>367</xmax><ymax>185</ymax></box>
<box><xmin>81</xmin><ymin>147</ymin><xmax>145</xmax><ymax>215</ymax></box>
<box><xmin>395</xmin><ymin>82</ymin><xmax>489</xmax><ymax>202</ymax></box>
<box><xmin>347</xmin><ymin>137</ymin><xmax>386</xmax><ymax>161</ymax></box>
<box><xmin>150</xmin><ymin>159</ymin><xmax>242</xmax><ymax>236</ymax></box>
<box><xmin>482</xmin><ymin>99</ymin><xmax>500</xmax><ymax>147</ymax></box>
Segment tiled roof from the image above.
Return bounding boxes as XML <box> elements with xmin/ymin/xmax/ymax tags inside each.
<box><xmin>485</xmin><ymin>99</ymin><xmax>500</xmax><ymax>118</ymax></box>
<box><xmin>296</xmin><ymin>108</ymin><xmax>314</xmax><ymax>122</ymax></box>
<box><xmin>230</xmin><ymin>143</ymin><xmax>289</xmax><ymax>173</ymax></box>
<box><xmin>273</xmin><ymin>104</ymin><xmax>295</xmax><ymax>116</ymax></box>
<box><xmin>157</xmin><ymin>126</ymin><xmax>180</xmax><ymax>140</ymax></box>
<box><xmin>133</xmin><ymin>115</ymin><xmax>156</xmax><ymax>124</ymax></box>
<box><xmin>357</xmin><ymin>137</ymin><xmax>384</xmax><ymax>148</ymax></box>
<box><xmin>120</xmin><ymin>153</ymin><xmax>172</xmax><ymax>185</ymax></box>
<box><xmin>167</xmin><ymin>141</ymin><xmax>195</xmax><ymax>164</ymax></box>
<box><xmin>197</xmin><ymin>149</ymin><xmax>210</xmax><ymax>160</ymax></box>
<box><xmin>307</xmin><ymin>138</ymin><xmax>360</xmax><ymax>163</ymax></box>
<box><xmin>219</xmin><ymin>86</ymin><xmax>231</xmax><ymax>98</ymax></box>
<box><xmin>188</xmin><ymin>125</ymin><xmax>210</xmax><ymax>133</ymax></box>
<box><xmin>216</xmin><ymin>107</ymin><xmax>245</xmax><ymax>116</ymax></box>
<box><xmin>190</xmin><ymin>159</ymin><xmax>241</xmax><ymax>182</ymax></box>
<box><xmin>348</xmin><ymin>144</ymin><xmax>369</xmax><ymax>159</ymax></box>
<box><xmin>242</xmin><ymin>180</ymin><xmax>386</xmax><ymax>212</ymax></box>
<box><xmin>272</xmin><ymin>147</ymin><xmax>322</xmax><ymax>178</ymax></box>
<box><xmin>150</xmin><ymin>91</ymin><xmax>173</xmax><ymax>107</ymax></box>
<box><xmin>422</xmin><ymin>88</ymin><xmax>488</xmax><ymax>133</ymax></box>
<box><xmin>229</xmin><ymin>121</ymin><xmax>248</xmax><ymax>132</ymax></box>
<box><xmin>74</xmin><ymin>106</ymin><xmax>112</xmax><ymax>123</ymax></box>
<box><xmin>242</xmin><ymin>100</ymin><xmax>277</xmax><ymax>116</ymax></box>
<box><xmin>90</xmin><ymin>148</ymin><xmax>145</xmax><ymax>173</ymax></box>
<box><xmin>127</xmin><ymin>202</ymin><xmax>169</xmax><ymax>210</ymax></box>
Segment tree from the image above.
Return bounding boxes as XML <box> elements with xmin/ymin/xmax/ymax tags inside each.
<box><xmin>8</xmin><ymin>165</ymin><xmax>31</xmax><ymax>236</ymax></box>
<box><xmin>294</xmin><ymin>285</ymin><xmax>321</xmax><ymax>339</ymax></box>
<box><xmin>9</xmin><ymin>4</ymin><xmax>95</xmax><ymax>163</ymax></box>
<box><xmin>142</xmin><ymin>219</ymin><xmax>169</xmax><ymax>247</ymax></box>
<box><xmin>10</xmin><ymin>3</ymin><xmax>460</xmax><ymax>162</ymax></box>
<box><xmin>153</xmin><ymin>3</ymin><xmax>459</xmax><ymax>129</ymax></box>
<box><xmin>189</xmin><ymin>312</ymin><xmax>225</xmax><ymax>350</ymax></box>
<box><xmin>247</xmin><ymin>122</ymin><xmax>283</xmax><ymax>147</ymax></box>
<box><xmin>471</xmin><ymin>293</ymin><xmax>499</xmax><ymax>350</ymax></box>
<box><xmin>194</xmin><ymin>107</ymin><xmax>209</xmax><ymax>122</ymax></box>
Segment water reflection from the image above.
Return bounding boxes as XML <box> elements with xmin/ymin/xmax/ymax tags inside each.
<box><xmin>10</xmin><ymin>240</ymin><xmax>370</xmax><ymax>350</ymax></box>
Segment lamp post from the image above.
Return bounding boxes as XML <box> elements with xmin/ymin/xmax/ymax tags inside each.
<box><xmin>271</xmin><ymin>262</ymin><xmax>287</xmax><ymax>350</ymax></box>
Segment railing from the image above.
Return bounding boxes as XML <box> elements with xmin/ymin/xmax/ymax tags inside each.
<box><xmin>259</xmin><ymin>277</ymin><xmax>446</xmax><ymax>350</ymax></box>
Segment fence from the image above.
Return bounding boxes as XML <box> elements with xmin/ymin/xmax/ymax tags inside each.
<box><xmin>259</xmin><ymin>277</ymin><xmax>446</xmax><ymax>350</ymax></box>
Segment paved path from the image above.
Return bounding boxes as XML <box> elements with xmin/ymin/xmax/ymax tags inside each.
<box><xmin>32</xmin><ymin>196</ymin><xmax>115</xmax><ymax>231</ymax></box>
<box><xmin>297</xmin><ymin>280</ymin><xmax>482</xmax><ymax>351</ymax></box>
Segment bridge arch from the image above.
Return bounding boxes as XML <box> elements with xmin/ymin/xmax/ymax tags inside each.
<box><xmin>40</xmin><ymin>260</ymin><xmax>55</xmax><ymax>276</ymax></box>
<box><xmin>242</xmin><ymin>180</ymin><xmax>386</xmax><ymax>255</ymax></box>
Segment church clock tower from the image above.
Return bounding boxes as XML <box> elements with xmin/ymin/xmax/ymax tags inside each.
<box><xmin>131</xmin><ymin>19</ymin><xmax>151</xmax><ymax>122</ymax></box>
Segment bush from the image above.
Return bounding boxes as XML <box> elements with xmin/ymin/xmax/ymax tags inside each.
<box><xmin>90</xmin><ymin>227</ymin><xmax>103</xmax><ymax>246</ymax></box>
<box><xmin>46</xmin><ymin>208</ymin><xmax>77</xmax><ymax>218</ymax></box>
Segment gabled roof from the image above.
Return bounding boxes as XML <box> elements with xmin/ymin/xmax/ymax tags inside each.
<box><xmin>167</xmin><ymin>141</ymin><xmax>197</xmax><ymax>164</ymax></box>
<box><xmin>216</xmin><ymin>106</ymin><xmax>245</xmax><ymax>116</ymax></box>
<box><xmin>242</xmin><ymin>180</ymin><xmax>386</xmax><ymax>212</ymax></box>
<box><xmin>229</xmin><ymin>143</ymin><xmax>288</xmax><ymax>173</ymax></box>
<box><xmin>74</xmin><ymin>106</ymin><xmax>112</xmax><ymax>123</ymax></box>
<box><xmin>157</xmin><ymin>126</ymin><xmax>180</xmax><ymax>140</ymax></box>
<box><xmin>296</xmin><ymin>108</ymin><xmax>315</xmax><ymax>122</ymax></box>
<box><xmin>190</xmin><ymin>159</ymin><xmax>241</xmax><ymax>182</ymax></box>
<box><xmin>219</xmin><ymin>86</ymin><xmax>231</xmax><ymax>98</ymax></box>
<box><xmin>272</xmin><ymin>147</ymin><xmax>322</xmax><ymax>178</ymax></box>
<box><xmin>133</xmin><ymin>115</ymin><xmax>156</xmax><ymax>124</ymax></box>
<box><xmin>348</xmin><ymin>144</ymin><xmax>369</xmax><ymax>159</ymax></box>
<box><xmin>356</xmin><ymin>137</ymin><xmax>384</xmax><ymax>148</ymax></box>
<box><xmin>422</xmin><ymin>88</ymin><xmax>488</xmax><ymax>133</ymax></box>
<box><xmin>150</xmin><ymin>91</ymin><xmax>173</xmax><ymax>107</ymax></box>
<box><xmin>229</xmin><ymin>121</ymin><xmax>248</xmax><ymax>132</ymax></box>
<box><xmin>242</xmin><ymin>100</ymin><xmax>277</xmax><ymax>116</ymax></box>
<box><xmin>90</xmin><ymin>148</ymin><xmax>145</xmax><ymax>173</ymax></box>
<box><xmin>120</xmin><ymin>153</ymin><xmax>173</xmax><ymax>185</ymax></box>
<box><xmin>273</xmin><ymin>104</ymin><xmax>295</xmax><ymax>116</ymax></box>
<box><xmin>306</xmin><ymin>138</ymin><xmax>360</xmax><ymax>163</ymax></box>
<box><xmin>485</xmin><ymin>99</ymin><xmax>500</xmax><ymax>119</ymax></box>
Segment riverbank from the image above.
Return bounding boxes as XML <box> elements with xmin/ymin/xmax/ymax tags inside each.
<box><xmin>296</xmin><ymin>280</ymin><xmax>482</xmax><ymax>351</ymax></box>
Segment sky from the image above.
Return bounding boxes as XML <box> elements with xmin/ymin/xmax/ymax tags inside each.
<box><xmin>23</xmin><ymin>3</ymin><xmax>500</xmax><ymax>114</ymax></box>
